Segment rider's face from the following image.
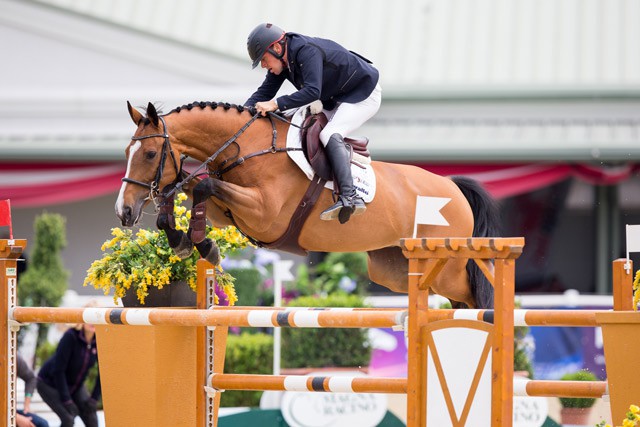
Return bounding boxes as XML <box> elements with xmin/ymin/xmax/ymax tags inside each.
<box><xmin>260</xmin><ymin>44</ymin><xmax>285</xmax><ymax>75</ymax></box>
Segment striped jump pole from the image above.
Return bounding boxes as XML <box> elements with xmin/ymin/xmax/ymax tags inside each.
<box><xmin>10</xmin><ymin>306</ymin><xmax>407</xmax><ymax>329</ymax></box>
<box><xmin>208</xmin><ymin>375</ymin><xmax>608</xmax><ymax>399</ymax></box>
<box><xmin>427</xmin><ymin>308</ymin><xmax>604</xmax><ymax>327</ymax></box>
<box><xmin>209</xmin><ymin>373</ymin><xmax>407</xmax><ymax>394</ymax></box>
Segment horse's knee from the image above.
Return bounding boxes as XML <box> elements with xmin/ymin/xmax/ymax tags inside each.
<box><xmin>192</xmin><ymin>178</ymin><xmax>216</xmax><ymax>203</ymax></box>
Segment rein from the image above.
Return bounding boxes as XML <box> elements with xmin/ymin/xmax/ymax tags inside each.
<box><xmin>211</xmin><ymin>113</ymin><xmax>303</xmax><ymax>178</ymax></box>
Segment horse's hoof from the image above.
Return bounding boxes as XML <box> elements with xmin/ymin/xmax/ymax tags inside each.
<box><xmin>204</xmin><ymin>245</ymin><xmax>220</xmax><ymax>266</ymax></box>
<box><xmin>172</xmin><ymin>234</ymin><xmax>194</xmax><ymax>259</ymax></box>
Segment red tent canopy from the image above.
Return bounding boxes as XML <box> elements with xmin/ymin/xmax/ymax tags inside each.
<box><xmin>1</xmin><ymin>162</ymin><xmax>637</xmax><ymax>208</ymax></box>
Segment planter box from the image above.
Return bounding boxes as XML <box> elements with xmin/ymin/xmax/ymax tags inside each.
<box><xmin>95</xmin><ymin>324</ymin><xmax>199</xmax><ymax>427</ymax></box>
<box><xmin>595</xmin><ymin>312</ymin><xmax>640</xmax><ymax>422</ymax></box>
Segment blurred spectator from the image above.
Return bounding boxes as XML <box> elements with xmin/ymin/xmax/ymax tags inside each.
<box><xmin>36</xmin><ymin>305</ymin><xmax>100</xmax><ymax>427</ymax></box>
<box><xmin>16</xmin><ymin>353</ymin><xmax>49</xmax><ymax>427</ymax></box>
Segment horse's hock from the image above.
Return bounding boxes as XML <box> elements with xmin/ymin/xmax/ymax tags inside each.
<box><xmin>2</xmin><ymin>237</ymin><xmax>638</xmax><ymax>427</ymax></box>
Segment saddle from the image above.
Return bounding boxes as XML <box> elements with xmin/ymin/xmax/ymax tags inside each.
<box><xmin>300</xmin><ymin>112</ymin><xmax>371</xmax><ymax>182</ymax></box>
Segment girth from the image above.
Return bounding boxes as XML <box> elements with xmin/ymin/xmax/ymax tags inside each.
<box><xmin>227</xmin><ymin>174</ymin><xmax>327</xmax><ymax>255</ymax></box>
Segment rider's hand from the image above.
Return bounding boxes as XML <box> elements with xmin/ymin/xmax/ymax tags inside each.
<box><xmin>255</xmin><ymin>100</ymin><xmax>278</xmax><ymax>116</ymax></box>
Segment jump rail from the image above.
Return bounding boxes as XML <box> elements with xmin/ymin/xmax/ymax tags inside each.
<box><xmin>10</xmin><ymin>306</ymin><xmax>407</xmax><ymax>329</ymax></box>
<box><xmin>10</xmin><ymin>306</ymin><xmax>608</xmax><ymax>328</ymax></box>
<box><xmin>209</xmin><ymin>373</ymin><xmax>408</xmax><ymax>394</ymax></box>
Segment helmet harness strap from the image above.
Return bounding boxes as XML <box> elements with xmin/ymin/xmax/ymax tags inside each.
<box><xmin>267</xmin><ymin>36</ymin><xmax>287</xmax><ymax>65</ymax></box>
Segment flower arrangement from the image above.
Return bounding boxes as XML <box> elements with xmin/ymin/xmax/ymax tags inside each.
<box><xmin>596</xmin><ymin>404</ymin><xmax>640</xmax><ymax>427</ymax></box>
<box><xmin>83</xmin><ymin>193</ymin><xmax>251</xmax><ymax>305</ymax></box>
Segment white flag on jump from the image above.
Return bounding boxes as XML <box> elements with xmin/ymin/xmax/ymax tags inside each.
<box><xmin>273</xmin><ymin>260</ymin><xmax>295</xmax><ymax>283</ymax></box>
<box><xmin>626</xmin><ymin>224</ymin><xmax>640</xmax><ymax>271</ymax></box>
<box><xmin>413</xmin><ymin>196</ymin><xmax>451</xmax><ymax>238</ymax></box>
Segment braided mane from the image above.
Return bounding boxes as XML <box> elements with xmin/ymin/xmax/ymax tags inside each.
<box><xmin>168</xmin><ymin>101</ymin><xmax>257</xmax><ymax>116</ymax></box>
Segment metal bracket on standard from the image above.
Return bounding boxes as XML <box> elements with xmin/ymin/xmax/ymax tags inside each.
<box><xmin>8</xmin><ymin>319</ymin><xmax>22</xmax><ymax>333</ymax></box>
<box><xmin>204</xmin><ymin>386</ymin><xmax>224</xmax><ymax>399</ymax></box>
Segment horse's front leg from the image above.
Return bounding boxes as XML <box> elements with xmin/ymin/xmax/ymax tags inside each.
<box><xmin>187</xmin><ymin>178</ymin><xmax>221</xmax><ymax>266</ymax></box>
<box><xmin>156</xmin><ymin>186</ymin><xmax>194</xmax><ymax>259</ymax></box>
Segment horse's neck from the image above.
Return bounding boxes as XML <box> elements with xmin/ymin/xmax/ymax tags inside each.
<box><xmin>170</xmin><ymin>110</ymin><xmax>296</xmax><ymax>185</ymax></box>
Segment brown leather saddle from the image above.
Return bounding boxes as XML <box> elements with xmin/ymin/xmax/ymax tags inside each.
<box><xmin>259</xmin><ymin>111</ymin><xmax>372</xmax><ymax>255</ymax></box>
<box><xmin>300</xmin><ymin>112</ymin><xmax>370</xmax><ymax>181</ymax></box>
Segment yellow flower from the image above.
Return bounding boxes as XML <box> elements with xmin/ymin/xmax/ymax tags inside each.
<box><xmin>83</xmin><ymin>192</ymin><xmax>249</xmax><ymax>306</ymax></box>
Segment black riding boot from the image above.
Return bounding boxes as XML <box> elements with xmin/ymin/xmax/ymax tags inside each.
<box><xmin>320</xmin><ymin>133</ymin><xmax>366</xmax><ymax>223</ymax></box>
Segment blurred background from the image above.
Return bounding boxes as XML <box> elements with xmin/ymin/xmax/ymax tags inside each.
<box><xmin>2</xmin><ymin>0</ymin><xmax>640</xmax><ymax>296</ymax></box>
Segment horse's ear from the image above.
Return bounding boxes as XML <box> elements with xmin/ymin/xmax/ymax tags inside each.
<box><xmin>127</xmin><ymin>101</ymin><xmax>143</xmax><ymax>125</ymax></box>
<box><xmin>147</xmin><ymin>102</ymin><xmax>159</xmax><ymax>127</ymax></box>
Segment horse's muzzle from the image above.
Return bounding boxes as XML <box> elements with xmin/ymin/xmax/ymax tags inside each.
<box><xmin>117</xmin><ymin>205</ymin><xmax>140</xmax><ymax>227</ymax></box>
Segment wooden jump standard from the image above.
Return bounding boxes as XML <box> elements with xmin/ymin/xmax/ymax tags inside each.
<box><xmin>1</xmin><ymin>238</ymin><xmax>634</xmax><ymax>427</ymax></box>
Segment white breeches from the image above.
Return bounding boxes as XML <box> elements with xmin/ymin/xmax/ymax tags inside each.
<box><xmin>319</xmin><ymin>83</ymin><xmax>382</xmax><ymax>145</ymax></box>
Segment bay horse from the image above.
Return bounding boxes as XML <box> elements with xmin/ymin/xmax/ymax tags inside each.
<box><xmin>115</xmin><ymin>101</ymin><xmax>499</xmax><ymax>309</ymax></box>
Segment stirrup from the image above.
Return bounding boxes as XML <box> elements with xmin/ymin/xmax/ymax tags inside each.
<box><xmin>319</xmin><ymin>196</ymin><xmax>366</xmax><ymax>222</ymax></box>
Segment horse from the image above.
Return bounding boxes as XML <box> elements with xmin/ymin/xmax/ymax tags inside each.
<box><xmin>115</xmin><ymin>101</ymin><xmax>499</xmax><ymax>309</ymax></box>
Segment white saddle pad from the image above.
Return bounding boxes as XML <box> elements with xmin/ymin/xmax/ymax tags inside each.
<box><xmin>285</xmin><ymin>108</ymin><xmax>376</xmax><ymax>203</ymax></box>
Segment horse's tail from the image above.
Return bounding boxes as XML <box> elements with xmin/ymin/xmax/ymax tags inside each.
<box><xmin>451</xmin><ymin>176</ymin><xmax>501</xmax><ymax>309</ymax></box>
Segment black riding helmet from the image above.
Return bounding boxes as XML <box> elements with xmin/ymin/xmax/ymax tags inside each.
<box><xmin>247</xmin><ymin>23</ymin><xmax>286</xmax><ymax>69</ymax></box>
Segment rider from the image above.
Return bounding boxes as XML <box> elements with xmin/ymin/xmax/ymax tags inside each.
<box><xmin>244</xmin><ymin>23</ymin><xmax>381</xmax><ymax>223</ymax></box>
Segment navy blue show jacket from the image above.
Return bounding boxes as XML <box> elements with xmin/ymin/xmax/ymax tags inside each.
<box><xmin>245</xmin><ymin>33</ymin><xmax>379</xmax><ymax>111</ymax></box>
<box><xmin>38</xmin><ymin>327</ymin><xmax>101</xmax><ymax>403</ymax></box>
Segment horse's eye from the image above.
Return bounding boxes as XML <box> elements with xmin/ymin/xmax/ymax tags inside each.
<box><xmin>145</xmin><ymin>151</ymin><xmax>157</xmax><ymax>160</ymax></box>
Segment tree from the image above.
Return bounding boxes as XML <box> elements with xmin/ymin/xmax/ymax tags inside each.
<box><xmin>18</xmin><ymin>212</ymin><xmax>69</xmax><ymax>356</ymax></box>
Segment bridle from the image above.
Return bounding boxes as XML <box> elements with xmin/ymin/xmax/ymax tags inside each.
<box><xmin>121</xmin><ymin>116</ymin><xmax>182</xmax><ymax>205</ymax></box>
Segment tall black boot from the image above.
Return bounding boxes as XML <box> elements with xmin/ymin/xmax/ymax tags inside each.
<box><xmin>319</xmin><ymin>133</ymin><xmax>366</xmax><ymax>223</ymax></box>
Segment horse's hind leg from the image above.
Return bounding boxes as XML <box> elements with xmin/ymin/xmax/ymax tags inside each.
<box><xmin>156</xmin><ymin>186</ymin><xmax>193</xmax><ymax>259</ymax></box>
<box><xmin>367</xmin><ymin>247</ymin><xmax>477</xmax><ymax>308</ymax></box>
<box><xmin>187</xmin><ymin>179</ymin><xmax>220</xmax><ymax>266</ymax></box>
<box><xmin>431</xmin><ymin>259</ymin><xmax>476</xmax><ymax>308</ymax></box>
<box><xmin>367</xmin><ymin>247</ymin><xmax>409</xmax><ymax>293</ymax></box>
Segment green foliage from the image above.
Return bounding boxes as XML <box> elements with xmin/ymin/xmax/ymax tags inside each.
<box><xmin>35</xmin><ymin>340</ymin><xmax>56</xmax><ymax>367</ymax></box>
<box><xmin>514</xmin><ymin>300</ymin><xmax>534</xmax><ymax>378</ymax></box>
<box><xmin>298</xmin><ymin>252</ymin><xmax>370</xmax><ymax>296</ymax></box>
<box><xmin>221</xmin><ymin>332</ymin><xmax>273</xmax><ymax>407</ymax></box>
<box><xmin>227</xmin><ymin>267</ymin><xmax>263</xmax><ymax>307</ymax></box>
<box><xmin>19</xmin><ymin>213</ymin><xmax>69</xmax><ymax>353</ymax></box>
<box><xmin>558</xmin><ymin>370</ymin><xmax>598</xmax><ymax>408</ymax></box>
<box><xmin>282</xmin><ymin>293</ymin><xmax>371</xmax><ymax>369</ymax></box>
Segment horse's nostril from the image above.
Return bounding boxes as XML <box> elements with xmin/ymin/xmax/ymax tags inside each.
<box><xmin>121</xmin><ymin>205</ymin><xmax>133</xmax><ymax>225</ymax></box>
